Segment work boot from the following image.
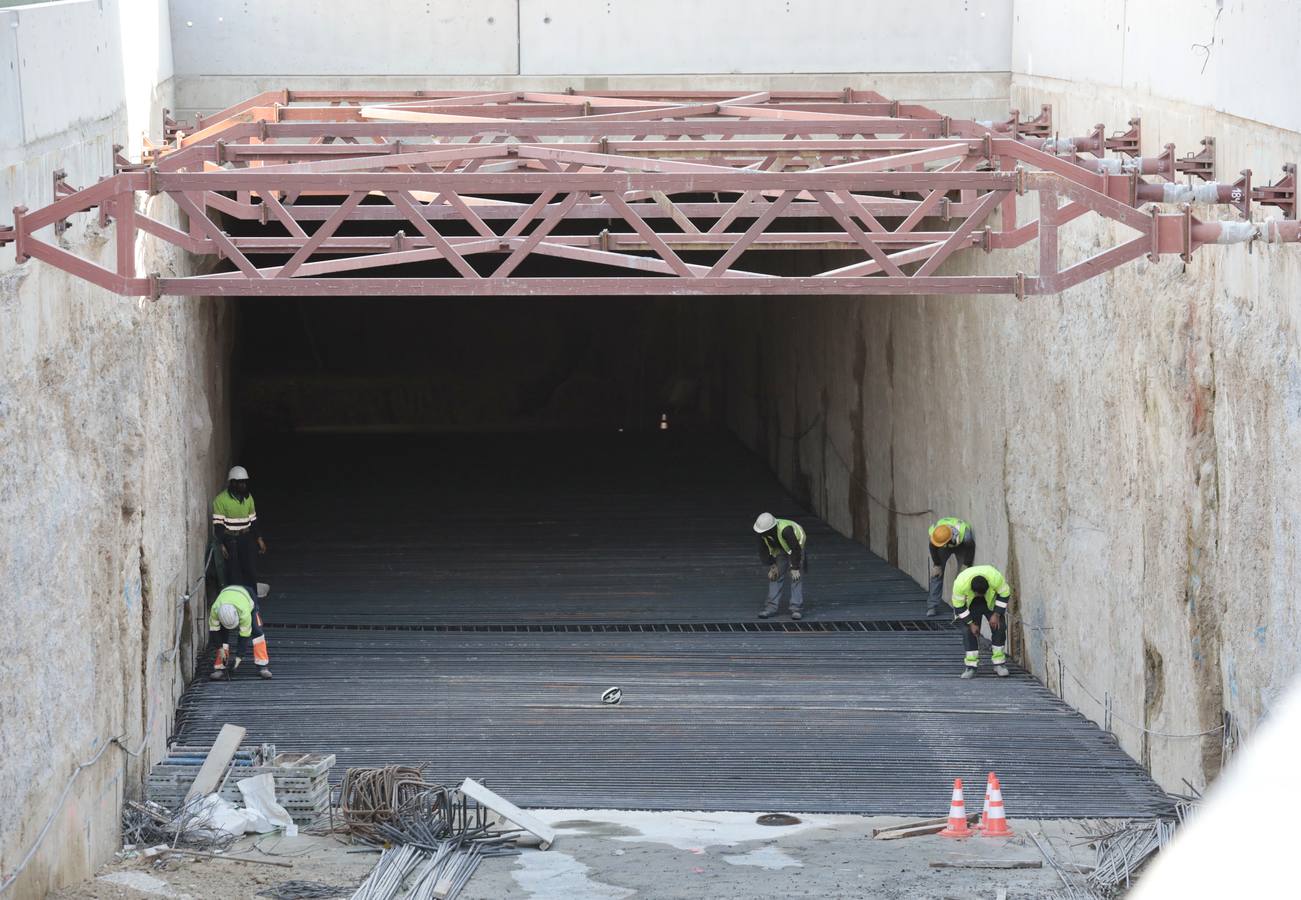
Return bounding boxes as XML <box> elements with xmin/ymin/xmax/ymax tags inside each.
<box><xmin>960</xmin><ymin>668</ymin><xmax>976</xmax><ymax>680</ymax></box>
<box><xmin>791</xmin><ymin>611</ymin><xmax>802</xmax><ymax>620</ymax></box>
<box><xmin>994</xmin><ymin>665</ymin><xmax>1010</xmax><ymax>677</ymax></box>
<box><xmin>926</xmin><ymin>606</ymin><xmax>943</xmax><ymax>618</ymax></box>
<box><xmin>208</xmin><ymin>668</ymin><xmax>227</xmax><ymax>682</ymax></box>
<box><xmin>258</xmin><ymin>667</ymin><xmax>274</xmax><ymax>680</ymax></box>
<box><xmin>758</xmin><ymin>610</ymin><xmax>773</xmax><ymax>619</ymax></box>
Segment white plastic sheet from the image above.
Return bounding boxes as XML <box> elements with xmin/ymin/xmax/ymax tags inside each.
<box><xmin>237</xmin><ymin>773</ymin><xmax>298</xmax><ymax>836</ymax></box>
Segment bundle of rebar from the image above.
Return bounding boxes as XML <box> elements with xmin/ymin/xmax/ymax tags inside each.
<box><xmin>257</xmin><ymin>881</ymin><xmax>354</xmax><ymax>900</ymax></box>
<box><xmin>338</xmin><ymin>765</ymin><xmax>426</xmax><ymax>841</ymax></box>
<box><xmin>1085</xmin><ymin>800</ymin><xmax>1195</xmax><ymax>892</ymax></box>
<box><xmin>349</xmin><ymin>845</ymin><xmax>427</xmax><ymax>900</ymax></box>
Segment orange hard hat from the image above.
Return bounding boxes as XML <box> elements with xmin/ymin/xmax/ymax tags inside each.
<box><xmin>930</xmin><ymin>524</ymin><xmax>953</xmax><ymax>547</ymax></box>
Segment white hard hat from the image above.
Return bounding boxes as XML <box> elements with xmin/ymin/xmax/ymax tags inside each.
<box><xmin>217</xmin><ymin>603</ymin><xmax>239</xmax><ymax>630</ymax></box>
<box><xmin>227</xmin><ymin>466</ymin><xmax>249</xmax><ymax>481</ymax></box>
<box><xmin>753</xmin><ymin>512</ymin><xmax>777</xmax><ymax>533</ymax></box>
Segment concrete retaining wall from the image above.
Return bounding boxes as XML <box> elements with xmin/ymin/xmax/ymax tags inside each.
<box><xmin>0</xmin><ymin>2</ymin><xmax>231</xmax><ymax>896</ymax></box>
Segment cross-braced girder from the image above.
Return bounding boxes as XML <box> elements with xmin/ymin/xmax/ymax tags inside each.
<box><xmin>3</xmin><ymin>89</ymin><xmax>1297</xmax><ymax>298</ymax></box>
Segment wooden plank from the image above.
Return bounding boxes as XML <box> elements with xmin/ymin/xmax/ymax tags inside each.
<box><xmin>871</xmin><ymin>815</ymin><xmax>958</xmax><ymax>837</ymax></box>
<box><xmin>875</xmin><ymin>813</ymin><xmax>981</xmax><ymax>841</ymax></box>
<box><xmin>929</xmin><ymin>860</ymin><xmax>1043</xmax><ymax>870</ymax></box>
<box><xmin>459</xmin><ymin>778</ymin><xmax>556</xmax><ymax>850</ymax></box>
<box><xmin>183</xmin><ymin>724</ymin><xmax>246</xmax><ymax>802</ymax></box>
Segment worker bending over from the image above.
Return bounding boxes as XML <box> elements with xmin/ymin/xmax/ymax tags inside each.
<box><xmin>951</xmin><ymin>564</ymin><xmax>1011</xmax><ymax>679</ymax></box>
<box><xmin>212</xmin><ymin>465</ymin><xmax>266</xmax><ymax>594</ymax></box>
<box><xmin>754</xmin><ymin>512</ymin><xmax>808</xmax><ymax>620</ymax></box>
<box><xmin>208</xmin><ymin>583</ymin><xmax>272</xmax><ymax>681</ymax></box>
<box><xmin>927</xmin><ymin>517</ymin><xmax>975</xmax><ymax>618</ymax></box>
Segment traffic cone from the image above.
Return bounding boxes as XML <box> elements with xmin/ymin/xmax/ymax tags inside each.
<box><xmin>938</xmin><ymin>778</ymin><xmax>973</xmax><ymax>838</ymax></box>
<box><xmin>979</xmin><ymin>773</ymin><xmax>1014</xmax><ymax>836</ymax></box>
<box><xmin>978</xmin><ymin>771</ymin><xmax>993</xmax><ymax>829</ymax></box>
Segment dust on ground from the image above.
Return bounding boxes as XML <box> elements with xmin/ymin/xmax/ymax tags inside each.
<box><xmin>51</xmin><ymin>812</ymin><xmax>1105</xmax><ymax>900</ymax></box>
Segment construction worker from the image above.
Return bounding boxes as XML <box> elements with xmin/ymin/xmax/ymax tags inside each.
<box><xmin>927</xmin><ymin>517</ymin><xmax>975</xmax><ymax>617</ymax></box>
<box><xmin>212</xmin><ymin>465</ymin><xmax>266</xmax><ymax>594</ymax></box>
<box><xmin>754</xmin><ymin>512</ymin><xmax>807</xmax><ymax>620</ymax></box>
<box><xmin>951</xmin><ymin>564</ymin><xmax>1011</xmax><ymax>679</ymax></box>
<box><xmin>208</xmin><ymin>583</ymin><xmax>272</xmax><ymax>680</ymax></box>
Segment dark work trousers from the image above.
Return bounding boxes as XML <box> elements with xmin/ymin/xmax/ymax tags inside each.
<box><xmin>960</xmin><ymin>597</ymin><xmax>1008</xmax><ymax>668</ymax></box>
<box><xmin>222</xmin><ymin>530</ymin><xmax>259</xmax><ymax>595</ymax></box>
<box><xmin>928</xmin><ymin>531</ymin><xmax>976</xmax><ymax>612</ymax></box>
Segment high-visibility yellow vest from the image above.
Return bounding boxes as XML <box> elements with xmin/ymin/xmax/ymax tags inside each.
<box><xmin>212</xmin><ymin>489</ymin><xmax>258</xmax><ymax>533</ymax></box>
<box><xmin>763</xmin><ymin>518</ymin><xmax>807</xmax><ymax>556</ymax></box>
<box><xmin>208</xmin><ymin>585</ymin><xmax>255</xmax><ymax>637</ymax></box>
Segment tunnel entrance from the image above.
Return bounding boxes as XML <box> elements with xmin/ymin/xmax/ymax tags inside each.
<box><xmin>232</xmin><ymin>294</ymin><xmax>927</xmax><ymax>625</ymax></box>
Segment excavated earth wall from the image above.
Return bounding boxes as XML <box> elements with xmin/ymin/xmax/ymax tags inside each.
<box><xmin>718</xmin><ymin>75</ymin><xmax>1301</xmax><ymax>795</ymax></box>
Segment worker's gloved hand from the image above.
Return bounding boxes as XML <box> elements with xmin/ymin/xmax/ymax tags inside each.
<box><xmin>989</xmin><ymin>612</ymin><xmax>1002</xmax><ymax>630</ymax></box>
<box><xmin>967</xmin><ymin>621</ymin><xmax>980</xmax><ymax>637</ymax></box>
<box><xmin>257</xmin><ymin>537</ymin><xmax>268</xmax><ymax>555</ymax></box>
<box><xmin>767</xmin><ymin>564</ymin><xmax>780</xmax><ymax>582</ymax></box>
<box><xmin>791</xmin><ymin>568</ymin><xmax>802</xmax><ymax>583</ymax></box>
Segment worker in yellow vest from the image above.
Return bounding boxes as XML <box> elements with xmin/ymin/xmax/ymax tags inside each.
<box><xmin>754</xmin><ymin>512</ymin><xmax>808</xmax><ymax>620</ymax></box>
<box><xmin>212</xmin><ymin>466</ymin><xmax>267</xmax><ymax>594</ymax></box>
<box><xmin>208</xmin><ymin>584</ymin><xmax>272</xmax><ymax>680</ymax></box>
<box><xmin>927</xmin><ymin>517</ymin><xmax>975</xmax><ymax>617</ymax></box>
<box><xmin>951</xmin><ymin>564</ymin><xmax>1011</xmax><ymax>679</ymax></box>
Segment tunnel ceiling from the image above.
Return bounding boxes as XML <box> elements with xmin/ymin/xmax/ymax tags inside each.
<box><xmin>3</xmin><ymin>89</ymin><xmax>1297</xmax><ymax>298</ymax></box>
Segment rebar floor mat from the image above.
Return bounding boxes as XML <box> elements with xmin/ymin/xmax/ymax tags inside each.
<box><xmin>249</xmin><ymin>432</ymin><xmax>928</xmax><ymax>626</ymax></box>
<box><xmin>175</xmin><ymin>630</ymin><xmax>1171</xmax><ymax>818</ymax></box>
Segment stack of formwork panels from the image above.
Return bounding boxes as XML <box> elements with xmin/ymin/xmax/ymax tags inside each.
<box><xmin>146</xmin><ymin>745</ymin><xmax>334</xmax><ymax>825</ymax></box>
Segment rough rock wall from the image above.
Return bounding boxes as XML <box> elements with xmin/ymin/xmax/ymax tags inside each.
<box><xmin>0</xmin><ymin>197</ymin><xmax>231</xmax><ymax>896</ymax></box>
<box><xmin>0</xmin><ymin>4</ymin><xmax>231</xmax><ymax>892</ymax></box>
<box><xmin>719</xmin><ymin>86</ymin><xmax>1301</xmax><ymax>793</ymax></box>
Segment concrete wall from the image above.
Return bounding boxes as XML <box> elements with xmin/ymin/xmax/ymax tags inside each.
<box><xmin>719</xmin><ymin>1</ymin><xmax>1301</xmax><ymax>793</ymax></box>
<box><xmin>166</xmin><ymin>0</ymin><xmax>1013</xmax><ymax>123</ymax></box>
<box><xmin>0</xmin><ymin>2</ymin><xmax>231</xmax><ymax>896</ymax></box>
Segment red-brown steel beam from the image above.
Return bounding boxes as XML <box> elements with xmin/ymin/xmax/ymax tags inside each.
<box><xmin>4</xmin><ymin>89</ymin><xmax>1297</xmax><ymax>300</ymax></box>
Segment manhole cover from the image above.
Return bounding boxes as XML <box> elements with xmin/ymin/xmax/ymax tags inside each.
<box><xmin>756</xmin><ymin>814</ymin><xmax>801</xmax><ymax>826</ymax></box>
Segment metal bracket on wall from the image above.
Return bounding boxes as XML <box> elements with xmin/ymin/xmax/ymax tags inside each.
<box><xmin>1253</xmin><ymin>163</ymin><xmax>1297</xmax><ymax>219</ymax></box>
<box><xmin>1175</xmin><ymin>137</ymin><xmax>1217</xmax><ymax>181</ymax></box>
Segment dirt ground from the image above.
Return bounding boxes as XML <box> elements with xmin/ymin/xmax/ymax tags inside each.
<box><xmin>51</xmin><ymin>811</ymin><xmax>1105</xmax><ymax>900</ymax></box>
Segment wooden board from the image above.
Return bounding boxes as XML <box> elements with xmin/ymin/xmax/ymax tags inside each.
<box><xmin>459</xmin><ymin>778</ymin><xmax>557</xmax><ymax>850</ymax></box>
<box><xmin>874</xmin><ymin>813</ymin><xmax>980</xmax><ymax>840</ymax></box>
<box><xmin>184</xmin><ymin>724</ymin><xmax>246</xmax><ymax>803</ymax></box>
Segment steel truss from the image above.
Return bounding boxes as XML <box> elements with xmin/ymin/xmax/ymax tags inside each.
<box><xmin>2</xmin><ymin>89</ymin><xmax>1297</xmax><ymax>297</ymax></box>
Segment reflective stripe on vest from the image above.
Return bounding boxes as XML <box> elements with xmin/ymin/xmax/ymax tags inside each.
<box><xmin>764</xmin><ymin>518</ymin><xmax>807</xmax><ymax>556</ymax></box>
<box><xmin>213</xmin><ymin>490</ymin><xmax>258</xmax><ymax>532</ymax></box>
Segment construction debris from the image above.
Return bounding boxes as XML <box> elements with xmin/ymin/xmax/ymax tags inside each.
<box><xmin>122</xmin><ymin>798</ymin><xmax>238</xmax><ymax>852</ymax></box>
<box><xmin>928</xmin><ymin>859</ymin><xmax>1042</xmax><ymax>869</ymax></box>
<box><xmin>333</xmin><ymin>766</ymin><xmax>527</xmax><ymax>899</ymax></box>
<box><xmin>185</xmin><ymin>724</ymin><xmax>247</xmax><ymax>802</ymax></box>
<box><xmin>458</xmin><ymin>778</ymin><xmax>556</xmax><ymax>850</ymax></box>
<box><xmin>143</xmin><ymin>844</ymin><xmax>294</xmax><ymax>868</ymax></box>
<box><xmin>147</xmin><ymin>742</ymin><xmax>334</xmax><ymax>825</ymax></box>
<box><xmin>258</xmin><ymin>882</ymin><xmax>356</xmax><ymax>900</ymax></box>
<box><xmin>1083</xmin><ymin>799</ymin><xmax>1195</xmax><ymax>892</ymax></box>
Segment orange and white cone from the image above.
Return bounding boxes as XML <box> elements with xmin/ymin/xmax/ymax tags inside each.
<box><xmin>938</xmin><ymin>778</ymin><xmax>973</xmax><ymax>838</ymax></box>
<box><xmin>979</xmin><ymin>773</ymin><xmax>1014</xmax><ymax>836</ymax></box>
<box><xmin>978</xmin><ymin>771</ymin><xmax>994</xmax><ymax>829</ymax></box>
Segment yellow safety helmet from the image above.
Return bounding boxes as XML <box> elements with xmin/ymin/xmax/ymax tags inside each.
<box><xmin>930</xmin><ymin>524</ymin><xmax>953</xmax><ymax>548</ymax></box>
